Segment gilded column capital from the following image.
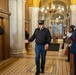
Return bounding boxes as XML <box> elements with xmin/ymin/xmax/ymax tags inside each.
<box><xmin>70</xmin><ymin>5</ymin><xmax>76</xmax><ymax>26</ymax></box>
<box><xmin>17</xmin><ymin>0</ymin><xmax>26</xmax><ymax>3</ymax></box>
<box><xmin>22</xmin><ymin>0</ymin><xmax>26</xmax><ymax>3</ymax></box>
<box><xmin>70</xmin><ymin>5</ymin><xmax>76</xmax><ymax>11</ymax></box>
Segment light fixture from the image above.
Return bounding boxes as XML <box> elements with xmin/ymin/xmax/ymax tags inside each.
<box><xmin>39</xmin><ymin>2</ymin><xmax>64</xmax><ymax>13</ymax></box>
<box><xmin>58</xmin><ymin>5</ymin><xmax>61</xmax><ymax>10</ymax></box>
<box><xmin>51</xmin><ymin>4</ymin><xmax>55</xmax><ymax>9</ymax></box>
<box><xmin>59</xmin><ymin>10</ymin><xmax>62</xmax><ymax>12</ymax></box>
<box><xmin>59</xmin><ymin>16</ymin><xmax>61</xmax><ymax>18</ymax></box>
<box><xmin>40</xmin><ymin>7</ymin><xmax>45</xmax><ymax>12</ymax></box>
<box><xmin>45</xmin><ymin>10</ymin><xmax>48</xmax><ymax>13</ymax></box>
<box><xmin>46</xmin><ymin>6</ymin><xmax>49</xmax><ymax>10</ymax></box>
<box><xmin>61</xmin><ymin>7</ymin><xmax>64</xmax><ymax>11</ymax></box>
<box><xmin>51</xmin><ymin>2</ymin><xmax>55</xmax><ymax>9</ymax></box>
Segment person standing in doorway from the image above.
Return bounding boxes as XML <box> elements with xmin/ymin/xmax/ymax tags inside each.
<box><xmin>25</xmin><ymin>30</ymin><xmax>29</xmax><ymax>51</ymax></box>
<box><xmin>25</xmin><ymin>20</ymin><xmax>51</xmax><ymax>75</ymax></box>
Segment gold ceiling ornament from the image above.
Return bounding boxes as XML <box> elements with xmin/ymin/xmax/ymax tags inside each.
<box><xmin>49</xmin><ymin>1</ymin><xmax>64</xmax><ymax>13</ymax></box>
<box><xmin>40</xmin><ymin>0</ymin><xmax>71</xmax><ymax>13</ymax></box>
<box><xmin>29</xmin><ymin>0</ymin><xmax>40</xmax><ymax>7</ymax></box>
<box><xmin>39</xmin><ymin>1</ymin><xmax>64</xmax><ymax>14</ymax></box>
<box><xmin>49</xmin><ymin>2</ymin><xmax>57</xmax><ymax>13</ymax></box>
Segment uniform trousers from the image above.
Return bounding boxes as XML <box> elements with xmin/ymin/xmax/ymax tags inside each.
<box><xmin>35</xmin><ymin>44</ymin><xmax>46</xmax><ymax>72</ymax></box>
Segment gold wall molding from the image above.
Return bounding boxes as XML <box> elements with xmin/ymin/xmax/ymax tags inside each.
<box><xmin>71</xmin><ymin>0</ymin><xmax>76</xmax><ymax>5</ymax></box>
<box><xmin>29</xmin><ymin>0</ymin><xmax>40</xmax><ymax>7</ymax></box>
<box><xmin>42</xmin><ymin>0</ymin><xmax>71</xmax><ymax>6</ymax></box>
<box><xmin>29</xmin><ymin>0</ymin><xmax>33</xmax><ymax>6</ymax></box>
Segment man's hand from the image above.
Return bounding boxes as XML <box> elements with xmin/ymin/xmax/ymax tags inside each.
<box><xmin>24</xmin><ymin>40</ymin><xmax>29</xmax><ymax>43</ymax></box>
<box><xmin>44</xmin><ymin>44</ymin><xmax>49</xmax><ymax>50</ymax></box>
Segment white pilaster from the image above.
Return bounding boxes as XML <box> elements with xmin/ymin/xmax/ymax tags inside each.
<box><xmin>29</xmin><ymin>7</ymin><xmax>39</xmax><ymax>47</ymax></box>
<box><xmin>70</xmin><ymin>5</ymin><xmax>76</xmax><ymax>26</ymax></box>
<box><xmin>9</xmin><ymin>0</ymin><xmax>26</xmax><ymax>57</ymax></box>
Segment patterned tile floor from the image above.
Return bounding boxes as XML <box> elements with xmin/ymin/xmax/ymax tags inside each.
<box><xmin>0</xmin><ymin>43</ymin><xmax>70</xmax><ymax>75</ymax></box>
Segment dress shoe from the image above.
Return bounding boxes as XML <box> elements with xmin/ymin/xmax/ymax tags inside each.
<box><xmin>35</xmin><ymin>72</ymin><xmax>40</xmax><ymax>75</ymax></box>
<box><xmin>41</xmin><ymin>70</ymin><xmax>44</xmax><ymax>73</ymax></box>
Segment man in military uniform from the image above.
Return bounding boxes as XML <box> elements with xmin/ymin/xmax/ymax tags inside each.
<box><xmin>25</xmin><ymin>20</ymin><xmax>51</xmax><ymax>75</ymax></box>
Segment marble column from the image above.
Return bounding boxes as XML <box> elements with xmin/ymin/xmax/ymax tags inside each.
<box><xmin>9</xmin><ymin>0</ymin><xmax>26</xmax><ymax>57</ymax></box>
<box><xmin>29</xmin><ymin>7</ymin><xmax>39</xmax><ymax>48</ymax></box>
<box><xmin>70</xmin><ymin>5</ymin><xmax>76</xmax><ymax>26</ymax></box>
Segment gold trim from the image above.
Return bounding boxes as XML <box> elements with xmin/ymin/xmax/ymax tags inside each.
<box><xmin>29</xmin><ymin>0</ymin><xmax>33</xmax><ymax>5</ymax></box>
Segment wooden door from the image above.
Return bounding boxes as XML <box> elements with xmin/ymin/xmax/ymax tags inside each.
<box><xmin>0</xmin><ymin>18</ymin><xmax>4</xmax><ymax>60</ymax></box>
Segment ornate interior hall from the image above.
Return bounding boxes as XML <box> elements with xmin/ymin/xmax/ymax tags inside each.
<box><xmin>0</xmin><ymin>0</ymin><xmax>76</xmax><ymax>75</ymax></box>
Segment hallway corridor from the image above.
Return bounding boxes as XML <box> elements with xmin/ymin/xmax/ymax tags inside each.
<box><xmin>0</xmin><ymin>43</ymin><xmax>70</xmax><ymax>75</ymax></box>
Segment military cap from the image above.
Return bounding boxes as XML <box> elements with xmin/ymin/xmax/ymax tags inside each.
<box><xmin>38</xmin><ymin>20</ymin><xmax>44</xmax><ymax>25</ymax></box>
<box><xmin>70</xmin><ymin>25</ymin><xmax>75</xmax><ymax>28</ymax></box>
<box><xmin>70</xmin><ymin>25</ymin><xmax>75</xmax><ymax>32</ymax></box>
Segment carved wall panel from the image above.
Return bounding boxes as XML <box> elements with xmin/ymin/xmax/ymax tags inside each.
<box><xmin>0</xmin><ymin>0</ymin><xmax>10</xmax><ymax>61</ymax></box>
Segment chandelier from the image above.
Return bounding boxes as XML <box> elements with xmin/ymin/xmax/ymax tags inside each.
<box><xmin>40</xmin><ymin>3</ymin><xmax>64</xmax><ymax>13</ymax></box>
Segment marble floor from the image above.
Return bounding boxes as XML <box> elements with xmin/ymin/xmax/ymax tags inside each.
<box><xmin>0</xmin><ymin>43</ymin><xmax>70</xmax><ymax>75</ymax></box>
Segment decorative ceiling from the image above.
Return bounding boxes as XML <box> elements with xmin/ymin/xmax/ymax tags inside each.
<box><xmin>38</xmin><ymin>0</ymin><xmax>71</xmax><ymax>21</ymax></box>
<box><xmin>39</xmin><ymin>0</ymin><xmax>71</xmax><ymax>12</ymax></box>
<box><xmin>29</xmin><ymin>0</ymin><xmax>76</xmax><ymax>7</ymax></box>
<box><xmin>40</xmin><ymin>0</ymin><xmax>71</xmax><ymax>5</ymax></box>
<box><xmin>28</xmin><ymin>0</ymin><xmax>76</xmax><ymax>21</ymax></box>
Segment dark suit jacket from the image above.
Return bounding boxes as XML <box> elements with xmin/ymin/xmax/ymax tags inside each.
<box><xmin>25</xmin><ymin>31</ymin><xmax>29</xmax><ymax>39</ymax></box>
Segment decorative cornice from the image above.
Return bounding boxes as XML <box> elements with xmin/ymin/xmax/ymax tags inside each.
<box><xmin>22</xmin><ymin>0</ymin><xmax>26</xmax><ymax>3</ymax></box>
<box><xmin>0</xmin><ymin>9</ymin><xmax>11</xmax><ymax>16</ymax></box>
<box><xmin>17</xmin><ymin>0</ymin><xmax>26</xmax><ymax>3</ymax></box>
<box><xmin>70</xmin><ymin>5</ymin><xmax>76</xmax><ymax>12</ymax></box>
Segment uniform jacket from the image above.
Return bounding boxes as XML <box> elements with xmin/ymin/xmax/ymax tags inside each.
<box><xmin>28</xmin><ymin>27</ymin><xmax>51</xmax><ymax>45</ymax></box>
<box><xmin>70</xmin><ymin>31</ymin><xmax>76</xmax><ymax>54</ymax></box>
